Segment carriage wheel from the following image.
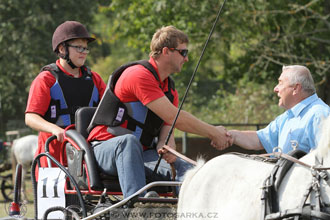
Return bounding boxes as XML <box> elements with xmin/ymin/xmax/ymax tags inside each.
<box><xmin>1</xmin><ymin>173</ymin><xmax>13</xmax><ymax>201</ymax></box>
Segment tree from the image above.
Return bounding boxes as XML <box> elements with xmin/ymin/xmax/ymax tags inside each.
<box><xmin>1</xmin><ymin>0</ymin><xmax>328</xmax><ymax>135</ymax></box>
<box><xmin>222</xmin><ymin>0</ymin><xmax>330</xmax><ymax>102</ymax></box>
<box><xmin>96</xmin><ymin>0</ymin><xmax>330</xmax><ymax>123</ymax></box>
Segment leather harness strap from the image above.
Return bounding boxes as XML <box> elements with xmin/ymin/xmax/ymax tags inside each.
<box><xmin>160</xmin><ymin>146</ymin><xmax>330</xmax><ymax>219</ymax></box>
<box><xmin>162</xmin><ymin>145</ymin><xmax>198</xmax><ymax>166</ymax></box>
<box><xmin>274</xmin><ymin>152</ymin><xmax>330</xmax><ymax>171</ymax></box>
<box><xmin>259</xmin><ymin>151</ymin><xmax>330</xmax><ymax>220</ymax></box>
<box><xmin>158</xmin><ymin>145</ymin><xmax>194</xmax><ymax>198</ymax></box>
<box><xmin>258</xmin><ymin>152</ymin><xmax>330</xmax><ymax>171</ymax></box>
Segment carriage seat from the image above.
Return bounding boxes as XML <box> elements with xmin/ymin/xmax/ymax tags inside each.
<box><xmin>65</xmin><ymin>107</ymin><xmax>121</xmax><ymax>191</ymax></box>
<box><xmin>67</xmin><ymin>106</ymin><xmax>172</xmax><ymax>194</ymax></box>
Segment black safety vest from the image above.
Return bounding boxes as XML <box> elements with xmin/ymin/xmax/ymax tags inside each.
<box><xmin>88</xmin><ymin>60</ymin><xmax>175</xmax><ymax>147</ymax></box>
<box><xmin>43</xmin><ymin>63</ymin><xmax>100</xmax><ymax>128</ymax></box>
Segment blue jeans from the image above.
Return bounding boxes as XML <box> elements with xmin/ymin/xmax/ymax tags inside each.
<box><xmin>92</xmin><ymin>134</ymin><xmax>192</xmax><ymax>198</ymax></box>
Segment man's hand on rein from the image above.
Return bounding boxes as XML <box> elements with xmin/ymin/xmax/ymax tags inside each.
<box><xmin>158</xmin><ymin>145</ymin><xmax>177</xmax><ymax>164</ymax></box>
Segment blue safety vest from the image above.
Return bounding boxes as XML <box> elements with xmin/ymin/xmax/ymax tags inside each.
<box><xmin>88</xmin><ymin>60</ymin><xmax>175</xmax><ymax>147</ymax></box>
<box><xmin>42</xmin><ymin>63</ymin><xmax>100</xmax><ymax>128</ymax></box>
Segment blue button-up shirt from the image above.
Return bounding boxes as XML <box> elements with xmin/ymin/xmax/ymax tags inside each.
<box><xmin>257</xmin><ymin>94</ymin><xmax>330</xmax><ymax>154</ymax></box>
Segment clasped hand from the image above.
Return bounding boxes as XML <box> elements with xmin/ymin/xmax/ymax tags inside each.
<box><xmin>210</xmin><ymin>126</ymin><xmax>233</xmax><ymax>150</ymax></box>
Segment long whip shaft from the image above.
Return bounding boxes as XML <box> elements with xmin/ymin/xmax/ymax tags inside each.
<box><xmin>153</xmin><ymin>0</ymin><xmax>228</xmax><ymax>175</ymax></box>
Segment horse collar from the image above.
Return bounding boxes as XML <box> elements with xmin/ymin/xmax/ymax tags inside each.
<box><xmin>262</xmin><ymin>151</ymin><xmax>330</xmax><ymax>220</ymax></box>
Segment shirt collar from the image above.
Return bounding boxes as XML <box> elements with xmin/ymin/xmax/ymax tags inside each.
<box><xmin>148</xmin><ymin>57</ymin><xmax>161</xmax><ymax>79</ymax></box>
<box><xmin>289</xmin><ymin>93</ymin><xmax>318</xmax><ymax>117</ymax></box>
<box><xmin>148</xmin><ymin>57</ymin><xmax>167</xmax><ymax>88</ymax></box>
<box><xmin>56</xmin><ymin>59</ymin><xmax>82</xmax><ymax>77</ymax></box>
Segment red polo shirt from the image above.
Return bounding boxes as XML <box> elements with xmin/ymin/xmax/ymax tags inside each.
<box><xmin>88</xmin><ymin>57</ymin><xmax>179</xmax><ymax>144</ymax></box>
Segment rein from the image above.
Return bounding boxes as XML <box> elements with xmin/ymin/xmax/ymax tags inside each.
<box><xmin>257</xmin><ymin>151</ymin><xmax>330</xmax><ymax>220</ymax></box>
<box><xmin>165</xmin><ymin>148</ymin><xmax>330</xmax><ymax>219</ymax></box>
<box><xmin>163</xmin><ymin>145</ymin><xmax>197</xmax><ymax>166</ymax></box>
<box><xmin>259</xmin><ymin>152</ymin><xmax>330</xmax><ymax>171</ymax></box>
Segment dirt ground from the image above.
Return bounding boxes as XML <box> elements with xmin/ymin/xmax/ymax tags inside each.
<box><xmin>90</xmin><ymin>202</ymin><xmax>178</xmax><ymax>220</ymax></box>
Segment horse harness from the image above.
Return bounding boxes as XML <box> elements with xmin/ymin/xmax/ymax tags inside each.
<box><xmin>253</xmin><ymin>150</ymin><xmax>330</xmax><ymax>220</ymax></box>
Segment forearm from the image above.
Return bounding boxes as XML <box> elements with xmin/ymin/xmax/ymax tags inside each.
<box><xmin>157</xmin><ymin>125</ymin><xmax>177</xmax><ymax>163</ymax></box>
<box><xmin>157</xmin><ymin>125</ymin><xmax>176</xmax><ymax>151</ymax></box>
<box><xmin>146</xmin><ymin>96</ymin><xmax>228</xmax><ymax>149</ymax></box>
<box><xmin>229</xmin><ymin>130</ymin><xmax>264</xmax><ymax>151</ymax></box>
<box><xmin>25</xmin><ymin>113</ymin><xmax>62</xmax><ymax>134</ymax></box>
<box><xmin>163</xmin><ymin>110</ymin><xmax>228</xmax><ymax>150</ymax></box>
<box><xmin>175</xmin><ymin>110</ymin><xmax>217</xmax><ymax>139</ymax></box>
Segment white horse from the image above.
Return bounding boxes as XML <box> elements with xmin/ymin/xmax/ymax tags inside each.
<box><xmin>11</xmin><ymin>134</ymin><xmax>38</xmax><ymax>201</ymax></box>
<box><xmin>178</xmin><ymin>116</ymin><xmax>330</xmax><ymax>220</ymax></box>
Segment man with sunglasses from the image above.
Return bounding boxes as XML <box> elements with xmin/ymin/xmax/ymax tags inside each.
<box><xmin>87</xmin><ymin>26</ymin><xmax>229</xmax><ymax>198</ymax></box>
<box><xmin>25</xmin><ymin>21</ymin><xmax>106</xmax><ymax>171</ymax></box>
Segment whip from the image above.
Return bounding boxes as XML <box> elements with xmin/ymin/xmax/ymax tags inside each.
<box><xmin>153</xmin><ymin>0</ymin><xmax>228</xmax><ymax>175</ymax></box>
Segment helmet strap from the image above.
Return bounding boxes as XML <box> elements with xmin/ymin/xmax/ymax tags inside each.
<box><xmin>61</xmin><ymin>43</ymin><xmax>78</xmax><ymax>69</ymax></box>
<box><xmin>66</xmin><ymin>58</ymin><xmax>78</xmax><ymax>69</ymax></box>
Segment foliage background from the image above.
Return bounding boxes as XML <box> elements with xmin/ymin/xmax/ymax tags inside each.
<box><xmin>0</xmin><ymin>0</ymin><xmax>329</xmax><ymax>138</ymax></box>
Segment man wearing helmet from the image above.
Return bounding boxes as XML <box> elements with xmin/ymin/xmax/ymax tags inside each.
<box><xmin>25</xmin><ymin>21</ymin><xmax>106</xmax><ymax>168</ymax></box>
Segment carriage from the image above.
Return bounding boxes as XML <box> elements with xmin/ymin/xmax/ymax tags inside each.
<box><xmin>5</xmin><ymin>99</ymin><xmax>330</xmax><ymax>220</ymax></box>
<box><xmin>7</xmin><ymin>111</ymin><xmax>330</xmax><ymax>220</ymax></box>
<box><xmin>1</xmin><ymin>130</ymin><xmax>38</xmax><ymax>203</ymax></box>
<box><xmin>9</xmin><ymin>106</ymin><xmax>181</xmax><ymax>220</ymax></box>
<box><xmin>0</xmin><ymin>139</ymin><xmax>13</xmax><ymax>202</ymax></box>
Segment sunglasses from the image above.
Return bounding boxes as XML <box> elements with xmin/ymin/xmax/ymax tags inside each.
<box><xmin>68</xmin><ymin>44</ymin><xmax>90</xmax><ymax>54</ymax></box>
<box><xmin>169</xmin><ymin>48</ymin><xmax>189</xmax><ymax>58</ymax></box>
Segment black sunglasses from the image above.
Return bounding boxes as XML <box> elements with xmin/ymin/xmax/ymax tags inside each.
<box><xmin>169</xmin><ymin>48</ymin><xmax>189</xmax><ymax>58</ymax></box>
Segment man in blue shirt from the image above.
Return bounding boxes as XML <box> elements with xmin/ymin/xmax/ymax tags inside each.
<box><xmin>227</xmin><ymin>65</ymin><xmax>330</xmax><ymax>154</ymax></box>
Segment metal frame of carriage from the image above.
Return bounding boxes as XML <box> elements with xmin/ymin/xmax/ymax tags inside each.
<box><xmin>0</xmin><ymin>138</ymin><xmax>14</xmax><ymax>202</ymax></box>
<box><xmin>9</xmin><ymin>106</ymin><xmax>181</xmax><ymax>220</ymax></box>
<box><xmin>1</xmin><ymin>129</ymin><xmax>35</xmax><ymax>203</ymax></box>
<box><xmin>8</xmin><ymin>105</ymin><xmax>330</xmax><ymax>220</ymax></box>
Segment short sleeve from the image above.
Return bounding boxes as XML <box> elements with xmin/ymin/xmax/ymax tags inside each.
<box><xmin>257</xmin><ymin>117</ymin><xmax>280</xmax><ymax>153</ymax></box>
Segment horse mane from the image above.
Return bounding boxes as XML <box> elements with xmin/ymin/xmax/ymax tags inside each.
<box><xmin>182</xmin><ymin>157</ymin><xmax>205</xmax><ymax>183</ymax></box>
<box><xmin>316</xmin><ymin>115</ymin><xmax>330</xmax><ymax>159</ymax></box>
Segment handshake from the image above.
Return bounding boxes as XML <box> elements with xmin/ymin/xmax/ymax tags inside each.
<box><xmin>210</xmin><ymin>125</ymin><xmax>235</xmax><ymax>150</ymax></box>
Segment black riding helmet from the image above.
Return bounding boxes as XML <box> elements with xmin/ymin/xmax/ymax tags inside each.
<box><xmin>52</xmin><ymin>21</ymin><xmax>95</xmax><ymax>69</ymax></box>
